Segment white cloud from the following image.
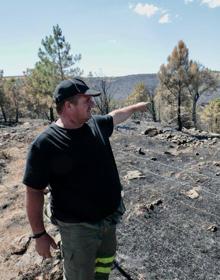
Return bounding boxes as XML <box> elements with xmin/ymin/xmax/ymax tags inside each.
<box><xmin>184</xmin><ymin>0</ymin><xmax>220</xmax><ymax>8</ymax></box>
<box><xmin>130</xmin><ymin>3</ymin><xmax>175</xmax><ymax>24</ymax></box>
<box><xmin>159</xmin><ymin>13</ymin><xmax>171</xmax><ymax>24</ymax></box>
<box><xmin>133</xmin><ymin>3</ymin><xmax>159</xmax><ymax>17</ymax></box>
<box><xmin>201</xmin><ymin>0</ymin><xmax>220</xmax><ymax>8</ymax></box>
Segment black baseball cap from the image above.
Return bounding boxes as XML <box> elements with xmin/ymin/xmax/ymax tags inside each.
<box><xmin>53</xmin><ymin>78</ymin><xmax>101</xmax><ymax>104</ymax></box>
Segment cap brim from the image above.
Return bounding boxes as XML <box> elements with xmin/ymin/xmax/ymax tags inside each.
<box><xmin>84</xmin><ymin>89</ymin><xmax>101</xmax><ymax>97</ymax></box>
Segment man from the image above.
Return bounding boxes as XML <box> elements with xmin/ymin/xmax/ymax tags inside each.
<box><xmin>23</xmin><ymin>78</ymin><xmax>148</xmax><ymax>280</ymax></box>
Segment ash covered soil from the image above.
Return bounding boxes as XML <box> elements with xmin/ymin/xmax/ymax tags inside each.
<box><xmin>0</xmin><ymin>119</ymin><xmax>220</xmax><ymax>280</ymax></box>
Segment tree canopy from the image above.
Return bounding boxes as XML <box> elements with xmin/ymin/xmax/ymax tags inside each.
<box><xmin>24</xmin><ymin>24</ymin><xmax>83</xmax><ymax>121</ymax></box>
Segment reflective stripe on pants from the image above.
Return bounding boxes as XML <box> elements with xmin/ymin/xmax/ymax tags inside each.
<box><xmin>95</xmin><ymin>255</ymin><xmax>115</xmax><ymax>274</ymax></box>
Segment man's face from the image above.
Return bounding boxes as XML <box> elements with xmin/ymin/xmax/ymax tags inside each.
<box><xmin>69</xmin><ymin>95</ymin><xmax>95</xmax><ymax>123</ymax></box>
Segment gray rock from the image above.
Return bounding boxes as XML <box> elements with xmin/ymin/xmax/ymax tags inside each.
<box><xmin>10</xmin><ymin>235</ymin><xmax>31</xmax><ymax>255</ymax></box>
<box><xmin>207</xmin><ymin>225</ymin><xmax>218</xmax><ymax>232</ymax></box>
<box><xmin>123</xmin><ymin>170</ymin><xmax>146</xmax><ymax>180</ymax></box>
<box><xmin>144</xmin><ymin>127</ymin><xmax>162</xmax><ymax>137</ymax></box>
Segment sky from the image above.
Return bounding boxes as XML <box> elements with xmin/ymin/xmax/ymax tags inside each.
<box><xmin>0</xmin><ymin>0</ymin><xmax>220</xmax><ymax>77</ymax></box>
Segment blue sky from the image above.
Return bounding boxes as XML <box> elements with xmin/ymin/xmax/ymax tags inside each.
<box><xmin>0</xmin><ymin>0</ymin><xmax>220</xmax><ymax>77</ymax></box>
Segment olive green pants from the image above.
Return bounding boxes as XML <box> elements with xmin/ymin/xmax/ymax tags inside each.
<box><xmin>57</xmin><ymin>220</ymin><xmax>117</xmax><ymax>280</ymax></box>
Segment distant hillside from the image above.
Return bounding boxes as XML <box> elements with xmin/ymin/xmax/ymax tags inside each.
<box><xmin>87</xmin><ymin>73</ymin><xmax>220</xmax><ymax>104</ymax></box>
<box><xmin>198</xmin><ymin>89</ymin><xmax>220</xmax><ymax>106</ymax></box>
<box><xmin>86</xmin><ymin>74</ymin><xmax>159</xmax><ymax>100</ymax></box>
<box><xmin>4</xmin><ymin>72</ymin><xmax>220</xmax><ymax>104</ymax></box>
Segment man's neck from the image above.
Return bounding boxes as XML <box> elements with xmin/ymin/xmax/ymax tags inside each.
<box><xmin>55</xmin><ymin>117</ymin><xmax>84</xmax><ymax>129</ymax></box>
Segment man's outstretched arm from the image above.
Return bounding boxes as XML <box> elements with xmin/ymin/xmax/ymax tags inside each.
<box><xmin>108</xmin><ymin>102</ymin><xmax>150</xmax><ymax>126</ymax></box>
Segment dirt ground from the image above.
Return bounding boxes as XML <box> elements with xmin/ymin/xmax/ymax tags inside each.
<box><xmin>0</xmin><ymin>119</ymin><xmax>220</xmax><ymax>280</ymax></box>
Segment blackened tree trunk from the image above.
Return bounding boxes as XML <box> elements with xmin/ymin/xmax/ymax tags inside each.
<box><xmin>49</xmin><ymin>107</ymin><xmax>54</xmax><ymax>122</ymax></box>
<box><xmin>0</xmin><ymin>104</ymin><xmax>7</xmax><ymax>122</ymax></box>
<box><xmin>151</xmin><ymin>99</ymin><xmax>157</xmax><ymax>122</ymax></box>
<box><xmin>15</xmin><ymin>107</ymin><xmax>19</xmax><ymax>123</ymax></box>
<box><xmin>177</xmin><ymin>90</ymin><xmax>182</xmax><ymax>131</ymax></box>
<box><xmin>192</xmin><ymin>98</ymin><xmax>197</xmax><ymax>129</ymax></box>
<box><xmin>192</xmin><ymin>92</ymin><xmax>199</xmax><ymax>129</ymax></box>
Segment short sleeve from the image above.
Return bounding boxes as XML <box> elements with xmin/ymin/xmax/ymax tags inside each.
<box><xmin>93</xmin><ymin>115</ymin><xmax>114</xmax><ymax>138</ymax></box>
<box><xmin>22</xmin><ymin>144</ymin><xmax>49</xmax><ymax>189</ymax></box>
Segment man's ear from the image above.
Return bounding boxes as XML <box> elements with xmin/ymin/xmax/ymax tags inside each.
<box><xmin>65</xmin><ymin>101</ymin><xmax>73</xmax><ymax>110</ymax></box>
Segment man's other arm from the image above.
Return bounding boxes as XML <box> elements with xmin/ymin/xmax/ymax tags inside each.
<box><xmin>108</xmin><ymin>102</ymin><xmax>150</xmax><ymax>126</ymax></box>
<box><xmin>26</xmin><ymin>186</ymin><xmax>57</xmax><ymax>258</ymax></box>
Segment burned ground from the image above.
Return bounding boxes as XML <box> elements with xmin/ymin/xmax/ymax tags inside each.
<box><xmin>0</xmin><ymin>119</ymin><xmax>220</xmax><ymax>280</ymax></box>
<box><xmin>111</xmin><ymin>122</ymin><xmax>220</xmax><ymax>280</ymax></box>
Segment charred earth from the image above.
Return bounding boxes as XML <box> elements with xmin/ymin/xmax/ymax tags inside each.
<box><xmin>0</xmin><ymin>119</ymin><xmax>220</xmax><ymax>280</ymax></box>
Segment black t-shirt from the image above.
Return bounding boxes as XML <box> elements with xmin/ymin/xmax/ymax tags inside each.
<box><xmin>23</xmin><ymin>115</ymin><xmax>122</xmax><ymax>223</ymax></box>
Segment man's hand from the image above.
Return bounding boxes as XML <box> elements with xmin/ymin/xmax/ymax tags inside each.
<box><xmin>132</xmin><ymin>102</ymin><xmax>151</xmax><ymax>113</ymax></box>
<box><xmin>109</xmin><ymin>101</ymin><xmax>152</xmax><ymax>126</ymax></box>
<box><xmin>35</xmin><ymin>233</ymin><xmax>57</xmax><ymax>258</ymax></box>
